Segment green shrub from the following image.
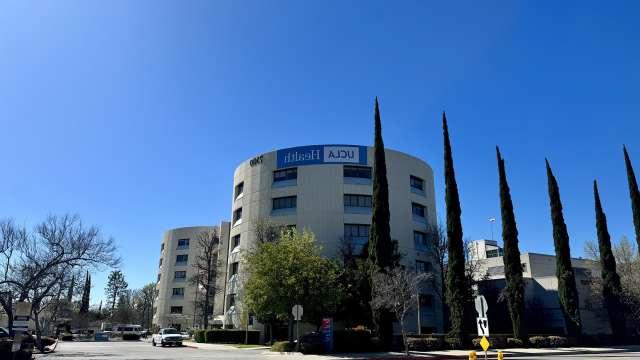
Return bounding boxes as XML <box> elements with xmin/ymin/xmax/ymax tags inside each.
<box><xmin>271</xmin><ymin>341</ymin><xmax>293</xmax><ymax>352</ymax></box>
<box><xmin>507</xmin><ymin>338</ymin><xmax>524</xmax><ymax>347</ymax></box>
<box><xmin>529</xmin><ymin>336</ymin><xmax>547</xmax><ymax>348</ymax></box>
<box><xmin>334</xmin><ymin>329</ymin><xmax>373</xmax><ymax>352</ymax></box>
<box><xmin>204</xmin><ymin>329</ymin><xmax>260</xmax><ymax>344</ymax></box>
<box><xmin>194</xmin><ymin>330</ymin><xmax>206</xmax><ymax>343</ymax></box>
<box><xmin>407</xmin><ymin>337</ymin><xmax>443</xmax><ymax>351</ymax></box>
<box><xmin>546</xmin><ymin>336</ymin><xmax>568</xmax><ymax>347</ymax></box>
<box><xmin>445</xmin><ymin>337</ymin><xmax>463</xmax><ymax>349</ymax></box>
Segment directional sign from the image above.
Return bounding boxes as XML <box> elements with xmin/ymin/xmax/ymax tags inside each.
<box><xmin>12</xmin><ymin>315</ymin><xmax>29</xmax><ymax>333</ymax></box>
<box><xmin>477</xmin><ymin>317</ymin><xmax>490</xmax><ymax>337</ymax></box>
<box><xmin>292</xmin><ymin>304</ymin><xmax>303</xmax><ymax>321</ymax></box>
<box><xmin>474</xmin><ymin>295</ymin><xmax>488</xmax><ymax>317</ymax></box>
<box><xmin>480</xmin><ymin>336</ymin><xmax>491</xmax><ymax>351</ymax></box>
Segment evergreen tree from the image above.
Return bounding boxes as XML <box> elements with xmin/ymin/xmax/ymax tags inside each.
<box><xmin>496</xmin><ymin>147</ymin><xmax>526</xmax><ymax>341</ymax></box>
<box><xmin>367</xmin><ymin>97</ymin><xmax>396</xmax><ymax>347</ymax></box>
<box><xmin>79</xmin><ymin>271</ymin><xmax>91</xmax><ymax>314</ymax></box>
<box><xmin>368</xmin><ymin>97</ymin><xmax>394</xmax><ymax>270</ymax></box>
<box><xmin>623</xmin><ymin>146</ymin><xmax>640</xmax><ymax>253</ymax></box>
<box><xmin>66</xmin><ymin>275</ymin><xmax>75</xmax><ymax>303</ymax></box>
<box><xmin>593</xmin><ymin>180</ymin><xmax>626</xmax><ymax>337</ymax></box>
<box><xmin>443</xmin><ymin>113</ymin><xmax>466</xmax><ymax>343</ymax></box>
<box><xmin>105</xmin><ymin>270</ymin><xmax>128</xmax><ymax>312</ymax></box>
<box><xmin>545</xmin><ymin>159</ymin><xmax>581</xmax><ymax>337</ymax></box>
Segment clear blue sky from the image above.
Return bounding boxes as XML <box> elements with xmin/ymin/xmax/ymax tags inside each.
<box><xmin>1</xmin><ymin>1</ymin><xmax>639</xmax><ymax>305</ymax></box>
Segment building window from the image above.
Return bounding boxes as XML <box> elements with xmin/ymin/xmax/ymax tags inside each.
<box><xmin>232</xmin><ymin>234</ymin><xmax>240</xmax><ymax>249</ymax></box>
<box><xmin>273</xmin><ymin>168</ymin><xmax>297</xmax><ymax>182</ymax></box>
<box><xmin>230</xmin><ymin>262</ymin><xmax>239</xmax><ymax>277</ymax></box>
<box><xmin>170</xmin><ymin>306</ymin><xmax>183</xmax><ymax>314</ymax></box>
<box><xmin>176</xmin><ymin>254</ymin><xmax>188</xmax><ymax>264</ymax></box>
<box><xmin>228</xmin><ymin>294</ymin><xmax>236</xmax><ymax>307</ymax></box>
<box><xmin>272</xmin><ymin>196</ymin><xmax>297</xmax><ymax>210</ymax></box>
<box><xmin>177</xmin><ymin>238</ymin><xmax>189</xmax><ymax>249</ymax></box>
<box><xmin>412</xmin><ymin>203</ymin><xmax>426</xmax><ymax>218</ymax></box>
<box><xmin>174</xmin><ymin>271</ymin><xmax>187</xmax><ymax>280</ymax></box>
<box><xmin>414</xmin><ymin>231</ymin><xmax>429</xmax><ymax>252</ymax></box>
<box><xmin>234</xmin><ymin>182</ymin><xmax>244</xmax><ymax>199</ymax></box>
<box><xmin>344</xmin><ymin>224</ymin><xmax>370</xmax><ymax>254</ymax></box>
<box><xmin>233</xmin><ymin>207</ymin><xmax>242</xmax><ymax>223</ymax></box>
<box><xmin>344</xmin><ymin>194</ymin><xmax>372</xmax><ymax>208</ymax></box>
<box><xmin>159</xmin><ymin>258</ymin><xmax>163</xmax><ymax>267</ymax></box>
<box><xmin>160</xmin><ymin>243</ymin><xmax>164</xmax><ymax>251</ymax></box>
<box><xmin>410</xmin><ymin>175</ymin><xmax>424</xmax><ymax>191</ymax></box>
<box><xmin>157</xmin><ymin>273</ymin><xmax>161</xmax><ymax>282</ymax></box>
<box><xmin>522</xmin><ymin>262</ymin><xmax>527</xmax><ymax>272</ymax></box>
<box><xmin>172</xmin><ymin>288</ymin><xmax>184</xmax><ymax>297</ymax></box>
<box><xmin>419</xmin><ymin>294</ymin><xmax>434</xmax><ymax>310</ymax></box>
<box><xmin>344</xmin><ymin>165</ymin><xmax>372</xmax><ymax>179</ymax></box>
<box><xmin>416</xmin><ymin>260</ymin><xmax>433</xmax><ymax>273</ymax></box>
<box><xmin>486</xmin><ymin>248</ymin><xmax>504</xmax><ymax>258</ymax></box>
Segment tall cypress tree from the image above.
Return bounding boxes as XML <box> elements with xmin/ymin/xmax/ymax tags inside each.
<box><xmin>623</xmin><ymin>146</ymin><xmax>640</xmax><ymax>253</ymax></box>
<box><xmin>496</xmin><ymin>147</ymin><xmax>526</xmax><ymax>341</ymax></box>
<box><xmin>80</xmin><ymin>271</ymin><xmax>91</xmax><ymax>314</ymax></box>
<box><xmin>545</xmin><ymin>159</ymin><xmax>581</xmax><ymax>337</ymax></box>
<box><xmin>593</xmin><ymin>180</ymin><xmax>626</xmax><ymax>337</ymax></box>
<box><xmin>66</xmin><ymin>275</ymin><xmax>75</xmax><ymax>303</ymax></box>
<box><xmin>443</xmin><ymin>113</ymin><xmax>466</xmax><ymax>343</ymax></box>
<box><xmin>368</xmin><ymin>97</ymin><xmax>394</xmax><ymax>270</ymax></box>
<box><xmin>367</xmin><ymin>97</ymin><xmax>395</xmax><ymax>347</ymax></box>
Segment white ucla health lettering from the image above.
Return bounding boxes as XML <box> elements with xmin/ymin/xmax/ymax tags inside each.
<box><xmin>323</xmin><ymin>146</ymin><xmax>359</xmax><ymax>163</ymax></box>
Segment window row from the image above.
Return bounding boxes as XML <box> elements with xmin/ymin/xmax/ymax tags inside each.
<box><xmin>172</xmin><ymin>287</ymin><xmax>184</xmax><ymax>297</ymax></box>
<box><xmin>273</xmin><ymin>196</ymin><xmax>297</xmax><ymax>210</ymax></box>
<box><xmin>270</xmin><ymin>166</ymin><xmax>424</xmax><ymax>190</ymax></box>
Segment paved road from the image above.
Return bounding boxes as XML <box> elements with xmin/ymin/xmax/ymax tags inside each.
<box><xmin>32</xmin><ymin>341</ymin><xmax>640</xmax><ymax>359</ymax></box>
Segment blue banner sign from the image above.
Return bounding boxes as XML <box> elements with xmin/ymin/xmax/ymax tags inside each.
<box><xmin>276</xmin><ymin>145</ymin><xmax>367</xmax><ymax>169</ymax></box>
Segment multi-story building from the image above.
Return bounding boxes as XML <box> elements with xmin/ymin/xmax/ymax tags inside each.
<box><xmin>469</xmin><ymin>239</ymin><xmax>609</xmax><ymax>335</ymax></box>
<box><xmin>153</xmin><ymin>224</ymin><xmax>230</xmax><ymax>330</ymax></box>
<box><xmin>222</xmin><ymin>144</ymin><xmax>443</xmax><ymax>333</ymax></box>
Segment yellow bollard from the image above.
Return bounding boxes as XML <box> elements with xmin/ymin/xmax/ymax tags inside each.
<box><xmin>469</xmin><ymin>351</ymin><xmax>477</xmax><ymax>360</ymax></box>
<box><xmin>497</xmin><ymin>351</ymin><xmax>504</xmax><ymax>360</ymax></box>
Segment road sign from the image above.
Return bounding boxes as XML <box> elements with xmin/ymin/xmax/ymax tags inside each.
<box><xmin>292</xmin><ymin>304</ymin><xmax>303</xmax><ymax>321</ymax></box>
<box><xmin>480</xmin><ymin>336</ymin><xmax>490</xmax><ymax>351</ymax></box>
<box><xmin>474</xmin><ymin>295</ymin><xmax>488</xmax><ymax>317</ymax></box>
<box><xmin>477</xmin><ymin>317</ymin><xmax>489</xmax><ymax>336</ymax></box>
<box><xmin>12</xmin><ymin>315</ymin><xmax>29</xmax><ymax>332</ymax></box>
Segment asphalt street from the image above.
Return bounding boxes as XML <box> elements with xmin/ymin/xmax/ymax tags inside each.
<box><xmin>31</xmin><ymin>341</ymin><xmax>640</xmax><ymax>360</ymax></box>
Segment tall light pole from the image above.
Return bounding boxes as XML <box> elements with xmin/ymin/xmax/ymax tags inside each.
<box><xmin>488</xmin><ymin>217</ymin><xmax>496</xmax><ymax>241</ymax></box>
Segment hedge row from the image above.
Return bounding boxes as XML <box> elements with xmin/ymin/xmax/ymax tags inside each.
<box><xmin>193</xmin><ymin>329</ymin><xmax>259</xmax><ymax>344</ymax></box>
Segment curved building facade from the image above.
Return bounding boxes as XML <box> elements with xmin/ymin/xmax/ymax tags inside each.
<box><xmin>154</xmin><ymin>224</ymin><xmax>229</xmax><ymax>330</ymax></box>
<box><xmin>224</xmin><ymin>144</ymin><xmax>443</xmax><ymax>332</ymax></box>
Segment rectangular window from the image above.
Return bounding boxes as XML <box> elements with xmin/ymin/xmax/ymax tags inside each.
<box><xmin>272</xmin><ymin>196</ymin><xmax>297</xmax><ymax>210</ymax></box>
<box><xmin>170</xmin><ymin>306</ymin><xmax>183</xmax><ymax>314</ymax></box>
<box><xmin>234</xmin><ymin>182</ymin><xmax>244</xmax><ymax>199</ymax></box>
<box><xmin>412</xmin><ymin>203</ymin><xmax>426</xmax><ymax>218</ymax></box>
<box><xmin>177</xmin><ymin>238</ymin><xmax>189</xmax><ymax>249</ymax></box>
<box><xmin>273</xmin><ymin>168</ymin><xmax>297</xmax><ymax>182</ymax></box>
<box><xmin>230</xmin><ymin>262</ymin><xmax>239</xmax><ymax>277</ymax></box>
<box><xmin>486</xmin><ymin>248</ymin><xmax>504</xmax><ymax>258</ymax></box>
<box><xmin>172</xmin><ymin>288</ymin><xmax>184</xmax><ymax>296</ymax></box>
<box><xmin>232</xmin><ymin>234</ymin><xmax>240</xmax><ymax>249</ymax></box>
<box><xmin>176</xmin><ymin>254</ymin><xmax>188</xmax><ymax>264</ymax></box>
<box><xmin>160</xmin><ymin>243</ymin><xmax>164</xmax><ymax>251</ymax></box>
<box><xmin>416</xmin><ymin>260</ymin><xmax>433</xmax><ymax>273</ymax></box>
<box><xmin>414</xmin><ymin>231</ymin><xmax>429</xmax><ymax>252</ymax></box>
<box><xmin>174</xmin><ymin>271</ymin><xmax>186</xmax><ymax>280</ymax></box>
<box><xmin>157</xmin><ymin>273</ymin><xmax>161</xmax><ymax>282</ymax></box>
<box><xmin>344</xmin><ymin>194</ymin><xmax>372</xmax><ymax>208</ymax></box>
<box><xmin>233</xmin><ymin>207</ymin><xmax>242</xmax><ymax>223</ymax></box>
<box><xmin>410</xmin><ymin>175</ymin><xmax>424</xmax><ymax>191</ymax></box>
<box><xmin>344</xmin><ymin>224</ymin><xmax>370</xmax><ymax>250</ymax></box>
<box><xmin>159</xmin><ymin>258</ymin><xmax>163</xmax><ymax>267</ymax></box>
<box><xmin>343</xmin><ymin>166</ymin><xmax>372</xmax><ymax>179</ymax></box>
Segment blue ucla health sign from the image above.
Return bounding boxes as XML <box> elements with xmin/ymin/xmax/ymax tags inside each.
<box><xmin>276</xmin><ymin>145</ymin><xmax>368</xmax><ymax>169</ymax></box>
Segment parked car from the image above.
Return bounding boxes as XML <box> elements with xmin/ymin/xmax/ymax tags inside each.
<box><xmin>180</xmin><ymin>332</ymin><xmax>190</xmax><ymax>340</ymax></box>
<box><xmin>116</xmin><ymin>325</ymin><xmax>142</xmax><ymax>340</ymax></box>
<box><xmin>152</xmin><ymin>328</ymin><xmax>183</xmax><ymax>347</ymax></box>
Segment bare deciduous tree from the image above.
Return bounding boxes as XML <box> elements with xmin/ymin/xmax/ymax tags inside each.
<box><xmin>370</xmin><ymin>268</ymin><xmax>430</xmax><ymax>356</ymax></box>
<box><xmin>190</xmin><ymin>228</ymin><xmax>221</xmax><ymax>329</ymax></box>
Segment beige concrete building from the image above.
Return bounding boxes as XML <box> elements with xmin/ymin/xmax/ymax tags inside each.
<box><xmin>222</xmin><ymin>144</ymin><xmax>443</xmax><ymax>333</ymax></box>
<box><xmin>153</xmin><ymin>224</ymin><xmax>230</xmax><ymax>330</ymax></box>
<box><xmin>469</xmin><ymin>239</ymin><xmax>609</xmax><ymax>335</ymax></box>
